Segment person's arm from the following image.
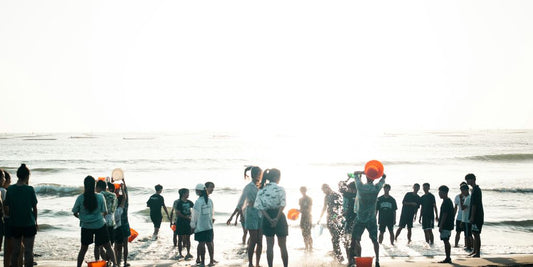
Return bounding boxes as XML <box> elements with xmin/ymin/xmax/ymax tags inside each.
<box><xmin>169</xmin><ymin>205</ymin><xmax>175</xmax><ymax>224</ymax></box>
<box><xmin>317</xmin><ymin>197</ymin><xmax>327</xmax><ymax>224</ymax></box>
<box><xmin>434</xmin><ymin>199</ymin><xmax>439</xmax><ymax>221</ymax></box>
<box><xmin>162</xmin><ymin>201</ymin><xmax>170</xmax><ymax>220</ymax></box>
<box><xmin>227</xmin><ymin>209</ymin><xmax>239</xmax><ymax>225</ymax></box>
<box><xmin>33</xmin><ymin>190</ymin><xmax>38</xmax><ymax>230</ymax></box>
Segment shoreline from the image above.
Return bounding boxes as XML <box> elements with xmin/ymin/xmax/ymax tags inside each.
<box><xmin>25</xmin><ymin>254</ymin><xmax>533</xmax><ymax>267</ymax></box>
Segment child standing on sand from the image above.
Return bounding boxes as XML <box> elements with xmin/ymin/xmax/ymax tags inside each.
<box><xmin>147</xmin><ymin>184</ymin><xmax>170</xmax><ymax>240</ymax></box>
<box><xmin>438</xmin><ymin>185</ymin><xmax>454</xmax><ymax>264</ymax></box>
<box><xmin>299</xmin><ymin>186</ymin><xmax>313</xmax><ymax>251</ymax></box>
<box><xmin>170</xmin><ymin>188</ymin><xmax>194</xmax><ymax>260</ymax></box>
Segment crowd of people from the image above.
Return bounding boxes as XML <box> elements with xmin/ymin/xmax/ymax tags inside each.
<box><xmin>0</xmin><ymin>164</ymin><xmax>484</xmax><ymax>267</ymax></box>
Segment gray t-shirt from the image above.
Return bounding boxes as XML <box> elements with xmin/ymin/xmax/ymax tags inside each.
<box><xmin>72</xmin><ymin>193</ymin><xmax>107</xmax><ymax>229</ymax></box>
<box><xmin>354</xmin><ymin>175</ymin><xmax>385</xmax><ymax>223</ymax></box>
<box><xmin>237</xmin><ymin>182</ymin><xmax>259</xmax><ymax>210</ymax></box>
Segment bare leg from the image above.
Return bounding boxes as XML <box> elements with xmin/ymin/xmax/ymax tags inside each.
<box><xmin>372</xmin><ymin>239</ymin><xmax>380</xmax><ymax>265</ymax></box>
<box><xmin>178</xmin><ymin>235</ymin><xmax>183</xmax><ymax>256</ymax></box>
<box><xmin>394</xmin><ymin>227</ymin><xmax>403</xmax><ymax>241</ymax></box>
<box><xmin>429</xmin><ymin>230</ymin><xmax>434</xmax><ymax>245</ymax></box>
<box><xmin>354</xmin><ymin>239</ymin><xmax>362</xmax><ymax>257</ymax></box>
<box><xmin>278</xmin><ymin>236</ymin><xmax>288</xmax><ymax>267</ymax></box>
<box><xmin>207</xmin><ymin>242</ymin><xmax>214</xmax><ymax>265</ymax></box>
<box><xmin>114</xmin><ymin>242</ymin><xmax>123</xmax><ymax>266</ymax></box>
<box><xmin>454</xmin><ymin>231</ymin><xmax>461</xmax><ymax>247</ymax></box>
<box><xmin>12</xmin><ymin>237</ymin><xmax>23</xmax><ymax>267</ymax></box>
<box><xmin>22</xmin><ymin>236</ymin><xmax>36</xmax><ymax>267</ymax></box>
<box><xmin>388</xmin><ymin>227</ymin><xmax>395</xmax><ymax>245</ymax></box>
<box><xmin>123</xmin><ymin>238</ymin><xmax>129</xmax><ymax>266</ymax></box>
<box><xmin>265</xmin><ymin>236</ymin><xmax>275</xmax><ymax>267</ymax></box>
<box><xmin>378</xmin><ymin>231</ymin><xmax>384</xmax><ymax>244</ymax></box>
<box><xmin>198</xmin><ymin>242</ymin><xmax>206</xmax><ymax>265</ymax></box>
<box><xmin>407</xmin><ymin>227</ymin><xmax>412</xmax><ymax>243</ymax></box>
<box><xmin>77</xmin><ymin>244</ymin><xmax>89</xmax><ymax>267</ymax></box>
<box><xmin>4</xmin><ymin>237</ymin><xmax>13</xmax><ymax>267</ymax></box>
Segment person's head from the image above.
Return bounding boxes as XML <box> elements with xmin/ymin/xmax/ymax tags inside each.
<box><xmin>245</xmin><ymin>166</ymin><xmax>263</xmax><ymax>185</ymax></box>
<box><xmin>438</xmin><ymin>185</ymin><xmax>449</xmax><ymax>199</ymax></box>
<box><xmin>423</xmin><ymin>183</ymin><xmax>430</xmax><ymax>193</ymax></box>
<box><xmin>465</xmin><ymin>173</ymin><xmax>476</xmax><ymax>186</ymax></box>
<box><xmin>205</xmin><ymin>181</ymin><xmax>215</xmax><ymax>195</ymax></box>
<box><xmin>83</xmin><ymin>176</ymin><xmax>98</xmax><ymax>212</ymax></box>
<box><xmin>179</xmin><ymin>188</ymin><xmax>189</xmax><ymax>200</ymax></box>
<box><xmin>2</xmin><ymin>170</ymin><xmax>11</xmax><ymax>188</ymax></box>
<box><xmin>384</xmin><ymin>184</ymin><xmax>391</xmax><ymax>194</ymax></box>
<box><xmin>321</xmin><ymin>184</ymin><xmax>332</xmax><ymax>195</ymax></box>
<box><xmin>155</xmin><ymin>184</ymin><xmax>163</xmax><ymax>193</ymax></box>
<box><xmin>460</xmin><ymin>184</ymin><xmax>469</xmax><ymax>196</ymax></box>
<box><xmin>107</xmin><ymin>182</ymin><xmax>115</xmax><ymax>193</ymax></box>
<box><xmin>413</xmin><ymin>183</ymin><xmax>420</xmax><ymax>193</ymax></box>
<box><xmin>300</xmin><ymin>186</ymin><xmax>307</xmax><ymax>196</ymax></box>
<box><xmin>17</xmin><ymin>163</ymin><xmax>30</xmax><ymax>183</ymax></box>
<box><xmin>96</xmin><ymin>180</ymin><xmax>107</xmax><ymax>192</ymax></box>
<box><xmin>260</xmin><ymin>168</ymin><xmax>281</xmax><ymax>189</ymax></box>
<box><xmin>195</xmin><ymin>183</ymin><xmax>208</xmax><ymax>203</ymax></box>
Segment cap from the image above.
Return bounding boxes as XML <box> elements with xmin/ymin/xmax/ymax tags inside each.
<box><xmin>195</xmin><ymin>183</ymin><xmax>205</xmax><ymax>191</ymax></box>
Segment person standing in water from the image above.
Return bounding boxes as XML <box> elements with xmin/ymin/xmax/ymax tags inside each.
<box><xmin>254</xmin><ymin>168</ymin><xmax>288</xmax><ymax>267</ymax></box>
<box><xmin>147</xmin><ymin>184</ymin><xmax>170</xmax><ymax>240</ymax></box>
<box><xmin>453</xmin><ymin>182</ymin><xmax>467</xmax><ymax>248</ymax></box>
<box><xmin>170</xmin><ymin>188</ymin><xmax>194</xmax><ymax>260</ymax></box>
<box><xmin>95</xmin><ymin>179</ymin><xmax>117</xmax><ymax>261</ymax></box>
<box><xmin>191</xmin><ymin>183</ymin><xmax>215</xmax><ymax>267</ymax></box>
<box><xmin>419</xmin><ymin>183</ymin><xmax>438</xmax><ymax>245</ymax></box>
<box><xmin>376</xmin><ymin>184</ymin><xmax>397</xmax><ymax>245</ymax></box>
<box><xmin>465</xmin><ymin>173</ymin><xmax>483</xmax><ymax>258</ymax></box>
<box><xmin>394</xmin><ymin>183</ymin><xmax>420</xmax><ymax>244</ymax></box>
<box><xmin>437</xmin><ymin>185</ymin><xmax>454</xmax><ymax>264</ymax></box>
<box><xmin>72</xmin><ymin>176</ymin><xmax>117</xmax><ymax>267</ymax></box>
<box><xmin>298</xmin><ymin>186</ymin><xmax>313</xmax><ymax>251</ymax></box>
<box><xmin>227</xmin><ymin>166</ymin><xmax>264</xmax><ymax>267</ymax></box>
<box><xmin>350</xmin><ymin>171</ymin><xmax>386</xmax><ymax>267</ymax></box>
<box><xmin>339</xmin><ymin>180</ymin><xmax>357</xmax><ymax>259</ymax></box>
<box><xmin>317</xmin><ymin>184</ymin><xmax>344</xmax><ymax>263</ymax></box>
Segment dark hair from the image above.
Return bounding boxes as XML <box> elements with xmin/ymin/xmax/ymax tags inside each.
<box><xmin>423</xmin><ymin>183</ymin><xmax>430</xmax><ymax>187</ymax></box>
<box><xmin>107</xmin><ymin>182</ymin><xmax>115</xmax><ymax>192</ymax></box>
<box><xmin>179</xmin><ymin>188</ymin><xmax>189</xmax><ymax>198</ymax></box>
<box><xmin>117</xmin><ymin>194</ymin><xmax>125</xmax><ymax>205</ymax></box>
<box><xmin>414</xmin><ymin>183</ymin><xmax>420</xmax><ymax>188</ymax></box>
<box><xmin>205</xmin><ymin>181</ymin><xmax>214</xmax><ymax>189</ymax></box>
<box><xmin>197</xmin><ymin>189</ymin><xmax>209</xmax><ymax>204</ymax></box>
<box><xmin>244</xmin><ymin>166</ymin><xmax>262</xmax><ymax>179</ymax></box>
<box><xmin>460</xmin><ymin>181</ymin><xmax>467</xmax><ymax>187</ymax></box>
<box><xmin>439</xmin><ymin>185</ymin><xmax>449</xmax><ymax>193</ymax></box>
<box><xmin>260</xmin><ymin>168</ymin><xmax>281</xmax><ymax>189</ymax></box>
<box><xmin>3</xmin><ymin>170</ymin><xmax>11</xmax><ymax>188</ymax></box>
<box><xmin>17</xmin><ymin>163</ymin><xmax>30</xmax><ymax>181</ymax></box>
<box><xmin>465</xmin><ymin>173</ymin><xmax>476</xmax><ymax>180</ymax></box>
<box><xmin>155</xmin><ymin>184</ymin><xmax>163</xmax><ymax>191</ymax></box>
<box><xmin>96</xmin><ymin>180</ymin><xmax>107</xmax><ymax>190</ymax></box>
<box><xmin>460</xmin><ymin>184</ymin><xmax>469</xmax><ymax>191</ymax></box>
<box><xmin>384</xmin><ymin>184</ymin><xmax>391</xmax><ymax>189</ymax></box>
<box><xmin>83</xmin><ymin>176</ymin><xmax>97</xmax><ymax>212</ymax></box>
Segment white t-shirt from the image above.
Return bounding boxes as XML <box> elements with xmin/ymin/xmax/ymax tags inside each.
<box><xmin>454</xmin><ymin>194</ymin><xmax>463</xmax><ymax>220</ymax></box>
<box><xmin>190</xmin><ymin>197</ymin><xmax>214</xmax><ymax>233</ymax></box>
<box><xmin>114</xmin><ymin>207</ymin><xmax>124</xmax><ymax>229</ymax></box>
<box><xmin>0</xmin><ymin>187</ymin><xmax>6</xmax><ymax>202</ymax></box>
<box><xmin>461</xmin><ymin>195</ymin><xmax>471</xmax><ymax>223</ymax></box>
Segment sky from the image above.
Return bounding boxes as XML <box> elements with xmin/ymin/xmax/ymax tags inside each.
<box><xmin>1</xmin><ymin>1</ymin><xmax>533</xmax><ymax>134</ymax></box>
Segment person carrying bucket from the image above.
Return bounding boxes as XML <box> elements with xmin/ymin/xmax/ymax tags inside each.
<box><xmin>348</xmin><ymin>160</ymin><xmax>386</xmax><ymax>267</ymax></box>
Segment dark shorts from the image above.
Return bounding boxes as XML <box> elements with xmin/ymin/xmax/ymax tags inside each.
<box><xmin>114</xmin><ymin>224</ymin><xmax>131</xmax><ymax>243</ymax></box>
<box><xmin>194</xmin><ymin>229</ymin><xmax>214</xmax><ymax>242</ymax></box>
<box><xmin>81</xmin><ymin>226</ymin><xmax>109</xmax><ymax>246</ymax></box>
<box><xmin>107</xmin><ymin>226</ymin><xmax>115</xmax><ymax>243</ymax></box>
<box><xmin>398</xmin><ymin>213</ymin><xmax>414</xmax><ymax>228</ymax></box>
<box><xmin>11</xmin><ymin>225</ymin><xmax>37</xmax><ymax>238</ymax></box>
<box><xmin>379</xmin><ymin>223</ymin><xmax>394</xmax><ymax>233</ymax></box>
<box><xmin>455</xmin><ymin>220</ymin><xmax>463</xmax><ymax>232</ymax></box>
<box><xmin>151</xmin><ymin>214</ymin><xmax>162</xmax><ymax>228</ymax></box>
<box><xmin>422</xmin><ymin>215</ymin><xmax>434</xmax><ymax>230</ymax></box>
<box><xmin>262</xmin><ymin>209</ymin><xmax>288</xmax><ymax>237</ymax></box>
<box><xmin>352</xmin><ymin>219</ymin><xmax>378</xmax><ymax>242</ymax></box>
<box><xmin>3</xmin><ymin>218</ymin><xmax>12</xmax><ymax>238</ymax></box>
<box><xmin>175</xmin><ymin>219</ymin><xmax>192</xmax><ymax>236</ymax></box>
<box><xmin>471</xmin><ymin>223</ymin><xmax>483</xmax><ymax>233</ymax></box>
<box><xmin>440</xmin><ymin>229</ymin><xmax>451</xmax><ymax>241</ymax></box>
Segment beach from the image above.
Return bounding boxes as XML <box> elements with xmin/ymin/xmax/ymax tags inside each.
<box><xmin>1</xmin><ymin>130</ymin><xmax>533</xmax><ymax>266</ymax></box>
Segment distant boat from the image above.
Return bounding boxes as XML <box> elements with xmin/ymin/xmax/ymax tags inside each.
<box><xmin>122</xmin><ymin>137</ymin><xmax>155</xmax><ymax>140</ymax></box>
<box><xmin>23</xmin><ymin>138</ymin><xmax>57</xmax><ymax>141</ymax></box>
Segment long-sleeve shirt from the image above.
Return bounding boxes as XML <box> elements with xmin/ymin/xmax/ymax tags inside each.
<box><xmin>190</xmin><ymin>197</ymin><xmax>214</xmax><ymax>233</ymax></box>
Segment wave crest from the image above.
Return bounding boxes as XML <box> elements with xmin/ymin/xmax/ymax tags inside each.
<box><xmin>464</xmin><ymin>153</ymin><xmax>533</xmax><ymax>162</ymax></box>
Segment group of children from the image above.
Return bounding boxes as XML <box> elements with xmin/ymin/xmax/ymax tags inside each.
<box><xmin>146</xmin><ymin>182</ymin><xmax>216</xmax><ymax>267</ymax></box>
<box><xmin>295</xmin><ymin>173</ymin><xmax>483</xmax><ymax>266</ymax></box>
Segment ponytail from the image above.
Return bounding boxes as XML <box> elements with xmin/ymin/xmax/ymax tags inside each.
<box><xmin>260</xmin><ymin>168</ymin><xmax>280</xmax><ymax>189</ymax></box>
<box><xmin>244</xmin><ymin>166</ymin><xmax>252</xmax><ymax>179</ymax></box>
<box><xmin>83</xmin><ymin>176</ymin><xmax>97</xmax><ymax>212</ymax></box>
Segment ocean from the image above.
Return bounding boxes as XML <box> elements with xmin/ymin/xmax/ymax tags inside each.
<box><xmin>1</xmin><ymin>130</ymin><xmax>532</xmax><ymax>264</ymax></box>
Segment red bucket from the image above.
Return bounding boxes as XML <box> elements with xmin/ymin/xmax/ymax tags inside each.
<box><xmin>355</xmin><ymin>256</ymin><xmax>373</xmax><ymax>267</ymax></box>
<box><xmin>87</xmin><ymin>260</ymin><xmax>107</xmax><ymax>267</ymax></box>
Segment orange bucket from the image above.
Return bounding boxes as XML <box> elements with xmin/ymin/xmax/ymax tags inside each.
<box><xmin>98</xmin><ymin>177</ymin><xmax>106</xmax><ymax>181</ymax></box>
<box><xmin>128</xmin><ymin>228</ymin><xmax>138</xmax><ymax>242</ymax></box>
<box><xmin>364</xmin><ymin>160</ymin><xmax>384</xmax><ymax>180</ymax></box>
<box><xmin>171</xmin><ymin>224</ymin><xmax>176</xmax><ymax>231</ymax></box>
<box><xmin>287</xmin><ymin>209</ymin><xmax>300</xmax><ymax>220</ymax></box>
<box><xmin>355</xmin><ymin>257</ymin><xmax>373</xmax><ymax>267</ymax></box>
<box><xmin>87</xmin><ymin>260</ymin><xmax>107</xmax><ymax>267</ymax></box>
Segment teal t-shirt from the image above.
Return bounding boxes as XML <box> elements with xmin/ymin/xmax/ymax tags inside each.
<box><xmin>5</xmin><ymin>184</ymin><xmax>38</xmax><ymax>227</ymax></box>
<box><xmin>72</xmin><ymin>193</ymin><xmax>107</xmax><ymax>229</ymax></box>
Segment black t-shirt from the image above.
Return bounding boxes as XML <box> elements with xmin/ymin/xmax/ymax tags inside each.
<box><xmin>420</xmin><ymin>193</ymin><xmax>436</xmax><ymax>218</ymax></box>
<box><xmin>439</xmin><ymin>198</ymin><xmax>455</xmax><ymax>230</ymax></box>
<box><xmin>400</xmin><ymin>192</ymin><xmax>420</xmax><ymax>216</ymax></box>
<box><xmin>174</xmin><ymin>199</ymin><xmax>194</xmax><ymax>222</ymax></box>
<box><xmin>376</xmin><ymin>195</ymin><xmax>397</xmax><ymax>225</ymax></box>
<box><xmin>470</xmin><ymin>185</ymin><xmax>484</xmax><ymax>225</ymax></box>
<box><xmin>147</xmin><ymin>194</ymin><xmax>165</xmax><ymax>217</ymax></box>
